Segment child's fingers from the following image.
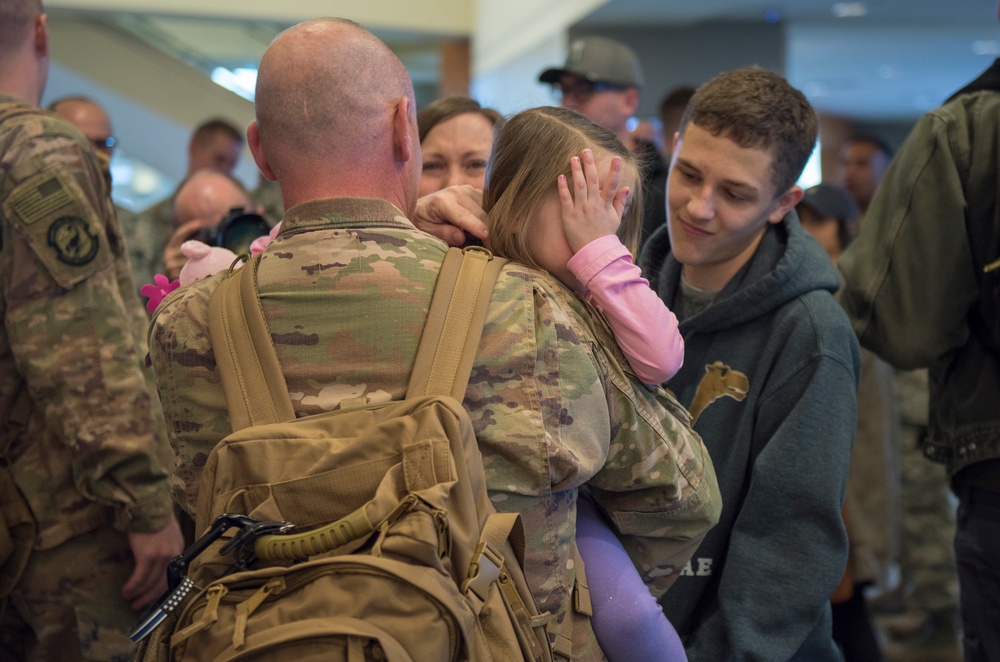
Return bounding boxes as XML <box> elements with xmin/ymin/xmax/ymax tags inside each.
<box><xmin>602</xmin><ymin>156</ymin><xmax>622</xmax><ymax>206</ymax></box>
<box><xmin>570</xmin><ymin>154</ymin><xmax>589</xmax><ymax>202</ymax></box>
<box><xmin>581</xmin><ymin>149</ymin><xmax>601</xmax><ymax>201</ymax></box>
<box><xmin>613</xmin><ymin>186</ymin><xmax>630</xmax><ymax>218</ymax></box>
<box><xmin>557</xmin><ymin>173</ymin><xmax>575</xmax><ymax>215</ymax></box>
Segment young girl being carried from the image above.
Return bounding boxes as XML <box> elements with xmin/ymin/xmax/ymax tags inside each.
<box><xmin>483</xmin><ymin>105</ymin><xmax>688</xmax><ymax>662</ymax></box>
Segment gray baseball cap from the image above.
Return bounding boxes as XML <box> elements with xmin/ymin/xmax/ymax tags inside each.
<box><xmin>539</xmin><ymin>36</ymin><xmax>644</xmax><ymax>89</ymax></box>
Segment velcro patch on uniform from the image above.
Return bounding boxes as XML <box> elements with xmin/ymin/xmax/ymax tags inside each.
<box><xmin>4</xmin><ymin>169</ymin><xmax>111</xmax><ymax>288</ymax></box>
<box><xmin>47</xmin><ymin>215</ymin><xmax>100</xmax><ymax>265</ymax></box>
<box><xmin>8</xmin><ymin>173</ymin><xmax>74</xmax><ymax>224</ymax></box>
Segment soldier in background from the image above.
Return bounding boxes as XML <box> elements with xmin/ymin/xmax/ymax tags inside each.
<box><xmin>836</xmin><ymin>135</ymin><xmax>961</xmax><ymax>662</ymax></box>
<box><xmin>839</xmin><ymin>5</ymin><xmax>1000</xmax><ymax>654</ymax></box>
<box><xmin>130</xmin><ymin>117</ymin><xmax>244</xmax><ymax>303</ymax></box>
<box><xmin>882</xmin><ymin>369</ymin><xmax>961</xmax><ymax>662</ymax></box>
<box><xmin>0</xmin><ymin>1</ymin><xmax>183</xmax><ymax>659</ymax></box>
<box><xmin>162</xmin><ymin>169</ymin><xmax>259</xmax><ymax>281</ymax></box>
<box><xmin>47</xmin><ymin>95</ymin><xmax>144</xmax><ymax>293</ymax></box>
<box><xmin>47</xmin><ymin>96</ymin><xmax>117</xmax><ymax>158</ymax></box>
<box><xmin>251</xmin><ymin>177</ymin><xmax>283</xmax><ymax>224</ymax></box>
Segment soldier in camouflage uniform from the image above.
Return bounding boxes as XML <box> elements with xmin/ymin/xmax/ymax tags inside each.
<box><xmin>130</xmin><ymin>118</ymin><xmax>244</xmax><ymax>303</ymax></box>
<box><xmin>882</xmin><ymin>368</ymin><xmax>961</xmax><ymax>661</ymax></box>
<box><xmin>0</xmin><ymin>2</ymin><xmax>183</xmax><ymax>660</ymax></box>
<box><xmin>150</xmin><ymin>18</ymin><xmax>721</xmax><ymax>661</ymax></box>
<box><xmin>47</xmin><ymin>95</ymin><xmax>147</xmax><ymax>299</ymax></box>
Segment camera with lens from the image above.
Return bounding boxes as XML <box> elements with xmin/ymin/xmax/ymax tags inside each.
<box><xmin>194</xmin><ymin>207</ymin><xmax>272</xmax><ymax>256</ymax></box>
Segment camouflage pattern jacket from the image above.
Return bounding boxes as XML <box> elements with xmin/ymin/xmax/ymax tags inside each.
<box><xmin>127</xmin><ymin>194</ymin><xmax>173</xmax><ymax>303</ymax></box>
<box><xmin>150</xmin><ymin>197</ymin><xmax>721</xmax><ymax>659</ymax></box>
<box><xmin>0</xmin><ymin>95</ymin><xmax>175</xmax><ymax>550</ymax></box>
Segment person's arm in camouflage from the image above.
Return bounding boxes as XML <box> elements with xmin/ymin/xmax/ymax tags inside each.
<box><xmin>3</xmin><ymin>125</ymin><xmax>180</xmax><ymax>607</ymax></box>
<box><xmin>585</xmin><ymin>341</ymin><xmax>722</xmax><ymax>598</ymax></box>
<box><xmin>148</xmin><ymin>271</ymin><xmax>231</xmax><ymax>516</ymax></box>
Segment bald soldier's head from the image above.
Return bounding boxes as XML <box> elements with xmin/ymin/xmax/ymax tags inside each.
<box><xmin>247</xmin><ymin>18</ymin><xmax>420</xmax><ymax>216</ymax></box>
<box><xmin>172</xmin><ymin>169</ymin><xmax>253</xmax><ymax>232</ymax></box>
<box><xmin>49</xmin><ymin>96</ymin><xmax>116</xmax><ymax>157</ymax></box>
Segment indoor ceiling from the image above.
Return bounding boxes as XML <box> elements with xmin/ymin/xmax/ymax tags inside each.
<box><xmin>583</xmin><ymin>0</ymin><xmax>1000</xmax><ymax>120</ymax></box>
<box><xmin>52</xmin><ymin>0</ymin><xmax>1000</xmax><ymax>122</ymax></box>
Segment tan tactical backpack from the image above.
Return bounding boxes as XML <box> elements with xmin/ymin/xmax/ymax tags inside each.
<box><xmin>134</xmin><ymin>246</ymin><xmax>561</xmax><ymax>662</ymax></box>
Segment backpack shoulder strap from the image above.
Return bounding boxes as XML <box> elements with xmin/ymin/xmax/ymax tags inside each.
<box><xmin>208</xmin><ymin>256</ymin><xmax>295</xmax><ymax>431</ymax></box>
<box><xmin>407</xmin><ymin>246</ymin><xmax>506</xmax><ymax>400</ymax></box>
<box><xmin>208</xmin><ymin>246</ymin><xmax>507</xmax><ymax>431</ymax></box>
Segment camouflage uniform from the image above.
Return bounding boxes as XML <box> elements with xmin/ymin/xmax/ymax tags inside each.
<box><xmin>0</xmin><ymin>95</ymin><xmax>175</xmax><ymax>661</ymax></box>
<box><xmin>844</xmin><ymin>348</ymin><xmax>902</xmax><ymax>593</ymax></box>
<box><xmin>251</xmin><ymin>177</ymin><xmax>284</xmax><ymax>226</ymax></box>
<box><xmin>150</xmin><ymin>197</ymin><xmax>722</xmax><ymax>661</ymax></box>
<box><xmin>895</xmin><ymin>368</ymin><xmax>959</xmax><ymax>613</ymax></box>
<box><xmin>126</xmin><ymin>195</ymin><xmax>173</xmax><ymax>302</ymax></box>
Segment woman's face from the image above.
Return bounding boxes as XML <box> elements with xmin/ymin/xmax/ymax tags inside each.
<box><xmin>418</xmin><ymin>112</ymin><xmax>495</xmax><ymax>197</ymax></box>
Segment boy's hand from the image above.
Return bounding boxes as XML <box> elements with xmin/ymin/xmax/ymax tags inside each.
<box><xmin>558</xmin><ymin>149</ymin><xmax>630</xmax><ymax>254</ymax></box>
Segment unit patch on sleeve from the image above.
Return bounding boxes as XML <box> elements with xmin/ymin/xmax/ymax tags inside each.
<box><xmin>47</xmin><ymin>215</ymin><xmax>99</xmax><ymax>265</ymax></box>
<box><xmin>3</xmin><ymin>168</ymin><xmax>111</xmax><ymax>288</ymax></box>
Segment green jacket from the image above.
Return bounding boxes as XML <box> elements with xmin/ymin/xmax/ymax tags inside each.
<box><xmin>839</xmin><ymin>63</ymin><xmax>1000</xmax><ymax>477</ymax></box>
<box><xmin>149</xmin><ymin>197</ymin><xmax>721</xmax><ymax>660</ymax></box>
<box><xmin>0</xmin><ymin>95</ymin><xmax>174</xmax><ymax>550</ymax></box>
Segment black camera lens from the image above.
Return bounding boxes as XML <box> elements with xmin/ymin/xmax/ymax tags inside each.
<box><xmin>212</xmin><ymin>208</ymin><xmax>272</xmax><ymax>255</ymax></box>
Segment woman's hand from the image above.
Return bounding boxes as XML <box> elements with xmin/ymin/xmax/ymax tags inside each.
<box><xmin>412</xmin><ymin>185</ymin><xmax>488</xmax><ymax>247</ymax></box>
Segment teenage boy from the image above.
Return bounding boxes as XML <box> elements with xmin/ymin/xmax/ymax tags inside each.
<box><xmin>640</xmin><ymin>67</ymin><xmax>861</xmax><ymax>661</ymax></box>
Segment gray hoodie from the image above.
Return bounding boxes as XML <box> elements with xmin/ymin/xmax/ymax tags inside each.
<box><xmin>641</xmin><ymin>214</ymin><xmax>861</xmax><ymax>661</ymax></box>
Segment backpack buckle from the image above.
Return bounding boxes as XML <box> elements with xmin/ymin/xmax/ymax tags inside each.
<box><xmin>461</xmin><ymin>539</ymin><xmax>503</xmax><ymax>601</ymax></box>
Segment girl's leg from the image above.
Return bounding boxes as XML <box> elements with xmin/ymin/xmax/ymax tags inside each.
<box><xmin>576</xmin><ymin>494</ymin><xmax>688</xmax><ymax>662</ymax></box>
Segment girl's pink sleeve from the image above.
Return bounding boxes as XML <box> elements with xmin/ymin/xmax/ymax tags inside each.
<box><xmin>567</xmin><ymin>235</ymin><xmax>684</xmax><ymax>384</ymax></box>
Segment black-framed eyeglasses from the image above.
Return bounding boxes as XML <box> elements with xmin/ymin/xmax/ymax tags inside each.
<box><xmin>92</xmin><ymin>136</ymin><xmax>117</xmax><ymax>154</ymax></box>
<box><xmin>552</xmin><ymin>78</ymin><xmax>628</xmax><ymax>103</ymax></box>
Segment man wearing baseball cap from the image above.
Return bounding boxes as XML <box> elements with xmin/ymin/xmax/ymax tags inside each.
<box><xmin>539</xmin><ymin>36</ymin><xmax>643</xmax><ymax>144</ymax></box>
<box><xmin>539</xmin><ymin>36</ymin><xmax>668</xmax><ymax>242</ymax></box>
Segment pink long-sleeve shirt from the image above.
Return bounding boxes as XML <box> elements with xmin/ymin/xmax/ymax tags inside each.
<box><xmin>567</xmin><ymin>235</ymin><xmax>684</xmax><ymax>384</ymax></box>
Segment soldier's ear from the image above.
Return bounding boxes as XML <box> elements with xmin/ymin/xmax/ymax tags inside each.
<box><xmin>34</xmin><ymin>13</ymin><xmax>49</xmax><ymax>58</ymax></box>
<box><xmin>247</xmin><ymin>121</ymin><xmax>276</xmax><ymax>182</ymax></box>
<box><xmin>392</xmin><ymin>96</ymin><xmax>415</xmax><ymax>165</ymax></box>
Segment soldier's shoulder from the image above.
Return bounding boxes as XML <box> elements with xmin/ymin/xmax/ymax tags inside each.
<box><xmin>491</xmin><ymin>260</ymin><xmax>602</xmax><ymax>353</ymax></box>
<box><xmin>495</xmin><ymin>260</ymin><xmax>576</xmax><ymax>310</ymax></box>
<box><xmin>0</xmin><ymin>98</ymin><xmax>86</xmax><ymax>150</ymax></box>
<box><xmin>151</xmin><ymin>270</ymin><xmax>226</xmax><ymax>339</ymax></box>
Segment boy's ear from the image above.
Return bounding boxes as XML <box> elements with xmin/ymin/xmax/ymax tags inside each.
<box><xmin>768</xmin><ymin>185</ymin><xmax>804</xmax><ymax>223</ymax></box>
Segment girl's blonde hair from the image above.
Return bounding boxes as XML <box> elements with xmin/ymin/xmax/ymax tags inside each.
<box><xmin>483</xmin><ymin>106</ymin><xmax>644</xmax><ymax>268</ymax></box>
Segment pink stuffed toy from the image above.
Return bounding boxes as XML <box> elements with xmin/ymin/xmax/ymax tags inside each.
<box><xmin>141</xmin><ymin>223</ymin><xmax>282</xmax><ymax>314</ymax></box>
<box><xmin>178</xmin><ymin>240</ymin><xmax>240</xmax><ymax>283</ymax></box>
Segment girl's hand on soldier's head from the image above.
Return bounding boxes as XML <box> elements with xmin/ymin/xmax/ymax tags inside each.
<box><xmin>558</xmin><ymin>149</ymin><xmax>630</xmax><ymax>254</ymax></box>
